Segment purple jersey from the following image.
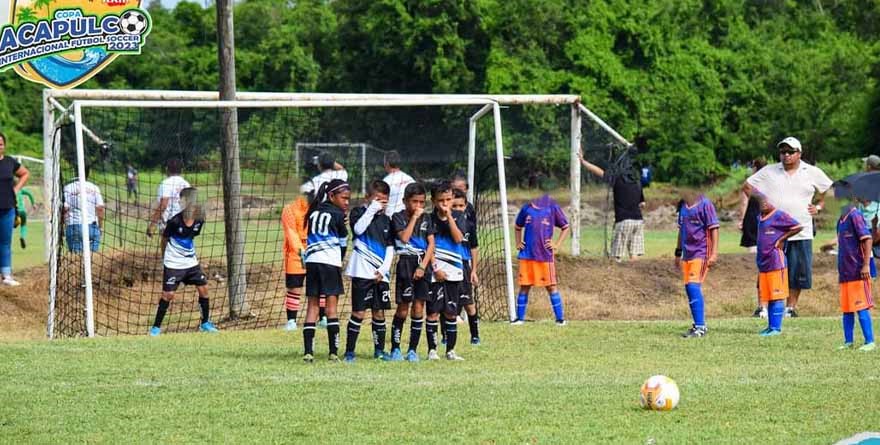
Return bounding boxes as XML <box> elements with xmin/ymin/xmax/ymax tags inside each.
<box><xmin>837</xmin><ymin>206</ymin><xmax>872</xmax><ymax>283</ymax></box>
<box><xmin>756</xmin><ymin>210</ymin><xmax>800</xmax><ymax>272</ymax></box>
<box><xmin>515</xmin><ymin>197</ymin><xmax>569</xmax><ymax>263</ymax></box>
<box><xmin>677</xmin><ymin>195</ymin><xmax>719</xmax><ymax>261</ymax></box>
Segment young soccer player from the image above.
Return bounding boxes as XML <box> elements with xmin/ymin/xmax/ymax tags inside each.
<box><xmin>753</xmin><ymin>193</ymin><xmax>802</xmax><ymax>336</ymax></box>
<box><xmin>389</xmin><ymin>182</ymin><xmax>435</xmax><ymax>362</ymax></box>
<box><xmin>512</xmin><ymin>194</ymin><xmax>571</xmax><ymax>325</ymax></box>
<box><xmin>836</xmin><ymin>204</ymin><xmax>875</xmax><ymax>351</ymax></box>
<box><xmin>429</xmin><ymin>180</ymin><xmax>467</xmax><ymax>360</ymax></box>
<box><xmin>302</xmin><ymin>179</ymin><xmax>351</xmax><ymax>362</ymax></box>
<box><xmin>150</xmin><ymin>187</ymin><xmax>218</xmax><ymax>336</ymax></box>
<box><xmin>451</xmin><ymin>188</ymin><xmax>480</xmax><ymax>344</ymax></box>
<box><xmin>344</xmin><ymin>180</ymin><xmax>395</xmax><ymax>363</ymax></box>
<box><xmin>675</xmin><ymin>189</ymin><xmax>719</xmax><ymax>338</ymax></box>
<box><xmin>280</xmin><ymin>191</ymin><xmax>309</xmax><ymax>331</ymax></box>
<box><xmin>15</xmin><ymin>187</ymin><xmax>34</xmax><ymax>249</ymax></box>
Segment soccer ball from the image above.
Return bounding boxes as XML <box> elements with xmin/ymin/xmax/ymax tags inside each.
<box><xmin>639</xmin><ymin>375</ymin><xmax>680</xmax><ymax>411</ymax></box>
<box><xmin>118</xmin><ymin>10</ymin><xmax>148</xmax><ymax>35</ymax></box>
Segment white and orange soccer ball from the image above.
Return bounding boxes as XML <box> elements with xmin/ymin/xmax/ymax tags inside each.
<box><xmin>639</xmin><ymin>375</ymin><xmax>680</xmax><ymax>411</ymax></box>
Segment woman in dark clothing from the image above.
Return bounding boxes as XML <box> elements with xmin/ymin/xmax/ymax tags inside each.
<box><xmin>738</xmin><ymin>158</ymin><xmax>766</xmax><ymax>317</ymax></box>
<box><xmin>0</xmin><ymin>132</ymin><xmax>30</xmax><ymax>286</ymax></box>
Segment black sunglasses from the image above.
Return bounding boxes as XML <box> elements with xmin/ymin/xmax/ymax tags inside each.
<box><xmin>778</xmin><ymin>150</ymin><xmax>798</xmax><ymax>156</ymax></box>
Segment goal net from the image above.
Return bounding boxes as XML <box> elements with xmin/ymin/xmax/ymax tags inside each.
<box><xmin>46</xmin><ymin>95</ymin><xmax>523</xmax><ymax>338</ymax></box>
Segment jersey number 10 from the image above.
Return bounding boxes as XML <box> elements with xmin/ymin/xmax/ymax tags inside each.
<box><xmin>309</xmin><ymin>212</ymin><xmax>332</xmax><ymax>236</ymax></box>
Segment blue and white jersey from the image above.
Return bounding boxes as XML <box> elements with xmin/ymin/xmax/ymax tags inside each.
<box><xmin>162</xmin><ymin>213</ymin><xmax>204</xmax><ymax>270</ymax></box>
<box><xmin>458</xmin><ymin>209</ymin><xmax>478</xmax><ymax>262</ymax></box>
<box><xmin>431</xmin><ymin>210</ymin><xmax>465</xmax><ymax>282</ymax></box>
<box><xmin>392</xmin><ymin>210</ymin><xmax>435</xmax><ymax>257</ymax></box>
<box><xmin>305</xmin><ymin>202</ymin><xmax>349</xmax><ymax>268</ymax></box>
<box><xmin>346</xmin><ymin>204</ymin><xmax>395</xmax><ymax>281</ymax></box>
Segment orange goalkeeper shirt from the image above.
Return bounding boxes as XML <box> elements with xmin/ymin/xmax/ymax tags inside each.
<box><xmin>281</xmin><ymin>197</ymin><xmax>309</xmax><ymax>275</ymax></box>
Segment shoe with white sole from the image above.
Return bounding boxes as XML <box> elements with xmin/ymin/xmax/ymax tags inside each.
<box><xmin>446</xmin><ymin>351</ymin><xmax>465</xmax><ymax>361</ymax></box>
<box><xmin>2</xmin><ymin>277</ymin><xmax>20</xmax><ymax>286</ymax></box>
<box><xmin>427</xmin><ymin>349</ymin><xmax>440</xmax><ymax>361</ymax></box>
<box><xmin>284</xmin><ymin>319</ymin><xmax>298</xmax><ymax>331</ymax></box>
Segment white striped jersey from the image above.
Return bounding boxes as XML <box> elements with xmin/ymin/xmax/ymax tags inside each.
<box><xmin>345</xmin><ymin>205</ymin><xmax>395</xmax><ymax>281</ymax></box>
<box><xmin>392</xmin><ymin>210</ymin><xmax>435</xmax><ymax>257</ymax></box>
<box><xmin>305</xmin><ymin>202</ymin><xmax>348</xmax><ymax>267</ymax></box>
<box><xmin>431</xmin><ymin>210</ymin><xmax>465</xmax><ymax>282</ymax></box>
<box><xmin>162</xmin><ymin>213</ymin><xmax>204</xmax><ymax>270</ymax></box>
<box><xmin>383</xmin><ymin>170</ymin><xmax>415</xmax><ymax>216</ymax></box>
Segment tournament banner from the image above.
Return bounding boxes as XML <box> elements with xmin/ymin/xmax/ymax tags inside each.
<box><xmin>0</xmin><ymin>0</ymin><xmax>151</xmax><ymax>89</ymax></box>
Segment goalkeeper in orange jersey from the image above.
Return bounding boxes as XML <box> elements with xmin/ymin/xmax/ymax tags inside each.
<box><xmin>281</xmin><ymin>191</ymin><xmax>310</xmax><ymax>331</ymax></box>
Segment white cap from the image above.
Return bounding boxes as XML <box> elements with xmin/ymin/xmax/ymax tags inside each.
<box><xmin>776</xmin><ymin>136</ymin><xmax>802</xmax><ymax>152</ymax></box>
<box><xmin>863</xmin><ymin>155</ymin><xmax>880</xmax><ymax>169</ymax></box>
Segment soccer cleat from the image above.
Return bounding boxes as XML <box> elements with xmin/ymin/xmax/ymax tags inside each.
<box><xmin>759</xmin><ymin>329</ymin><xmax>781</xmax><ymax>337</ymax></box>
<box><xmin>837</xmin><ymin>343</ymin><xmax>854</xmax><ymax>350</ymax></box>
<box><xmin>510</xmin><ymin>319</ymin><xmax>525</xmax><ymax>326</ymax></box>
<box><xmin>441</xmin><ymin>337</ymin><xmax>447</xmax><ymax>345</ymax></box>
<box><xmin>405</xmin><ymin>350</ymin><xmax>420</xmax><ymax>362</ymax></box>
<box><xmin>752</xmin><ymin>307</ymin><xmax>762</xmax><ymax>318</ymax></box>
<box><xmin>1</xmin><ymin>277</ymin><xmax>20</xmax><ymax>286</ymax></box>
<box><xmin>318</xmin><ymin>317</ymin><xmax>328</xmax><ymax>329</ymax></box>
<box><xmin>758</xmin><ymin>327</ymin><xmax>772</xmax><ymax>335</ymax></box>
<box><xmin>759</xmin><ymin>308</ymin><xmax>768</xmax><ymax>319</ymax></box>
<box><xmin>303</xmin><ymin>354</ymin><xmax>314</xmax><ymax>363</ymax></box>
<box><xmin>328</xmin><ymin>354</ymin><xmax>340</xmax><ymax>362</ymax></box>
<box><xmin>343</xmin><ymin>352</ymin><xmax>356</xmax><ymax>363</ymax></box>
<box><xmin>789</xmin><ymin>308</ymin><xmax>799</xmax><ymax>318</ymax></box>
<box><xmin>427</xmin><ymin>349</ymin><xmax>440</xmax><ymax>361</ymax></box>
<box><xmin>446</xmin><ymin>351</ymin><xmax>465</xmax><ymax>361</ymax></box>
<box><xmin>681</xmin><ymin>325</ymin><xmax>707</xmax><ymax>338</ymax></box>
<box><xmin>374</xmin><ymin>349</ymin><xmax>388</xmax><ymax>360</ymax></box>
<box><xmin>471</xmin><ymin>337</ymin><xmax>481</xmax><ymax>345</ymax></box>
<box><xmin>388</xmin><ymin>348</ymin><xmax>404</xmax><ymax>362</ymax></box>
<box><xmin>859</xmin><ymin>342</ymin><xmax>876</xmax><ymax>352</ymax></box>
<box><xmin>556</xmin><ymin>320</ymin><xmax>567</xmax><ymax>326</ymax></box>
<box><xmin>149</xmin><ymin>326</ymin><xmax>161</xmax><ymax>337</ymax></box>
<box><xmin>199</xmin><ymin>321</ymin><xmax>220</xmax><ymax>333</ymax></box>
<box><xmin>284</xmin><ymin>320</ymin><xmax>298</xmax><ymax>332</ymax></box>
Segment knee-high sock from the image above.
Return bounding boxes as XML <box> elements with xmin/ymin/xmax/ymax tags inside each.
<box><xmin>285</xmin><ymin>290</ymin><xmax>301</xmax><ymax>321</ymax></box>
<box><xmin>408</xmin><ymin>317</ymin><xmax>423</xmax><ymax>352</ymax></box>
<box><xmin>843</xmin><ymin>312</ymin><xmax>855</xmax><ymax>344</ymax></box>
<box><xmin>549</xmin><ymin>292</ymin><xmax>564</xmax><ymax>322</ymax></box>
<box><xmin>516</xmin><ymin>292</ymin><xmax>529</xmax><ymax>321</ymax></box>
<box><xmin>198</xmin><ymin>297</ymin><xmax>210</xmax><ymax>324</ymax></box>
<box><xmin>440</xmin><ymin>316</ymin><xmax>448</xmax><ymax>340</ymax></box>
<box><xmin>345</xmin><ymin>315</ymin><xmax>363</xmax><ymax>354</ymax></box>
<box><xmin>426</xmin><ymin>319</ymin><xmax>439</xmax><ymax>351</ymax></box>
<box><xmin>372</xmin><ymin>319</ymin><xmax>386</xmax><ymax>352</ymax></box>
<box><xmin>327</xmin><ymin>318</ymin><xmax>340</xmax><ymax>355</ymax></box>
<box><xmin>685</xmin><ymin>283</ymin><xmax>705</xmax><ymax>328</ymax></box>
<box><xmin>391</xmin><ymin>316</ymin><xmax>406</xmax><ymax>351</ymax></box>
<box><xmin>768</xmin><ymin>299</ymin><xmax>785</xmax><ymax>331</ymax></box>
<box><xmin>468</xmin><ymin>312</ymin><xmax>480</xmax><ymax>340</ymax></box>
<box><xmin>445</xmin><ymin>316</ymin><xmax>458</xmax><ymax>352</ymax></box>
<box><xmin>303</xmin><ymin>322</ymin><xmax>316</xmax><ymax>355</ymax></box>
<box><xmin>153</xmin><ymin>299</ymin><xmax>170</xmax><ymax>328</ymax></box>
<box><xmin>857</xmin><ymin>309</ymin><xmax>874</xmax><ymax>344</ymax></box>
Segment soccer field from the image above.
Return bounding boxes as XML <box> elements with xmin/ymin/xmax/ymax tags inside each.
<box><xmin>1</xmin><ymin>319</ymin><xmax>875</xmax><ymax>444</ymax></box>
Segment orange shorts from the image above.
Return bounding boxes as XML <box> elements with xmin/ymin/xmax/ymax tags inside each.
<box><xmin>681</xmin><ymin>259</ymin><xmax>708</xmax><ymax>284</ymax></box>
<box><xmin>839</xmin><ymin>279</ymin><xmax>875</xmax><ymax>313</ymax></box>
<box><xmin>758</xmin><ymin>269</ymin><xmax>789</xmax><ymax>303</ymax></box>
<box><xmin>518</xmin><ymin>259</ymin><xmax>557</xmax><ymax>287</ymax></box>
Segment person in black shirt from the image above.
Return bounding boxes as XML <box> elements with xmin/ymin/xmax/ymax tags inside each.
<box><xmin>579</xmin><ymin>151</ymin><xmax>645</xmax><ymax>262</ymax></box>
<box><xmin>0</xmin><ymin>132</ymin><xmax>30</xmax><ymax>286</ymax></box>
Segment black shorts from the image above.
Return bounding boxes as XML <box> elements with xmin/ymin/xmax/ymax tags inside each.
<box><xmin>395</xmin><ymin>256</ymin><xmax>431</xmax><ymax>304</ymax></box>
<box><xmin>428</xmin><ymin>281</ymin><xmax>462</xmax><ymax>315</ymax></box>
<box><xmin>285</xmin><ymin>273</ymin><xmax>305</xmax><ymax>289</ymax></box>
<box><xmin>306</xmin><ymin>263</ymin><xmax>344</xmax><ymax>297</ymax></box>
<box><xmin>460</xmin><ymin>261</ymin><xmax>474</xmax><ymax>307</ymax></box>
<box><xmin>163</xmin><ymin>265</ymin><xmax>208</xmax><ymax>292</ymax></box>
<box><xmin>351</xmin><ymin>278</ymin><xmax>392</xmax><ymax>312</ymax></box>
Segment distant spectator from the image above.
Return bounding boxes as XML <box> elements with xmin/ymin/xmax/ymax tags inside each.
<box><xmin>739</xmin><ymin>158</ymin><xmax>768</xmax><ymax>253</ymax></box>
<box><xmin>579</xmin><ymin>150</ymin><xmax>646</xmax><ymax>262</ymax></box>
<box><xmin>148</xmin><ymin>158</ymin><xmax>190</xmax><ymax>238</ymax></box>
<box><xmin>63</xmin><ymin>165</ymin><xmax>105</xmax><ymax>253</ymax></box>
<box><xmin>0</xmin><ymin>132</ymin><xmax>29</xmax><ymax>286</ymax></box>
<box><xmin>300</xmin><ymin>152</ymin><xmax>347</xmax><ymax>198</ymax></box>
<box><xmin>15</xmin><ymin>187</ymin><xmax>35</xmax><ymax>249</ymax></box>
<box><xmin>382</xmin><ymin>150</ymin><xmax>414</xmax><ymax>216</ymax></box>
<box><xmin>126</xmin><ymin>164</ymin><xmax>138</xmax><ymax>201</ymax></box>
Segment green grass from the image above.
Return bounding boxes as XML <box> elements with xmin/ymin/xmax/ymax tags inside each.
<box><xmin>11</xmin><ymin>220</ymin><xmax>45</xmax><ymax>271</ymax></box>
<box><xmin>0</xmin><ymin>319</ymin><xmax>876</xmax><ymax>444</ymax></box>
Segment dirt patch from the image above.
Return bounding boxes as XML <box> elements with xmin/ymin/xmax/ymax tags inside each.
<box><xmin>0</xmin><ymin>267</ymin><xmax>50</xmax><ymax>340</ymax></box>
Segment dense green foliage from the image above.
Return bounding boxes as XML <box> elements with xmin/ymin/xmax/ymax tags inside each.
<box><xmin>1</xmin><ymin>0</ymin><xmax>879</xmax><ymax>184</ymax></box>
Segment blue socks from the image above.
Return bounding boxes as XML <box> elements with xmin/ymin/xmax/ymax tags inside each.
<box><xmin>516</xmin><ymin>292</ymin><xmax>528</xmax><ymax>321</ymax></box>
<box><xmin>685</xmin><ymin>283</ymin><xmax>705</xmax><ymax>328</ymax></box>
<box><xmin>843</xmin><ymin>312</ymin><xmax>855</xmax><ymax>344</ymax></box>
<box><xmin>858</xmin><ymin>309</ymin><xmax>874</xmax><ymax>344</ymax></box>
<box><xmin>549</xmin><ymin>292</ymin><xmax>564</xmax><ymax>322</ymax></box>
<box><xmin>768</xmin><ymin>299</ymin><xmax>785</xmax><ymax>331</ymax></box>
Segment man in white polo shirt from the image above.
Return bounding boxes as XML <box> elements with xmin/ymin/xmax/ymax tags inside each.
<box><xmin>147</xmin><ymin>158</ymin><xmax>190</xmax><ymax>238</ymax></box>
<box><xmin>62</xmin><ymin>165</ymin><xmax>105</xmax><ymax>253</ymax></box>
<box><xmin>743</xmin><ymin>136</ymin><xmax>833</xmax><ymax>317</ymax></box>
<box><xmin>300</xmin><ymin>152</ymin><xmax>347</xmax><ymax>197</ymax></box>
<box><xmin>382</xmin><ymin>150</ymin><xmax>414</xmax><ymax>217</ymax></box>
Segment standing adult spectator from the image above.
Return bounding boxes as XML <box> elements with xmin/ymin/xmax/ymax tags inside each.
<box><xmin>147</xmin><ymin>158</ymin><xmax>190</xmax><ymax>238</ymax></box>
<box><xmin>126</xmin><ymin>164</ymin><xmax>139</xmax><ymax>202</ymax></box>
<box><xmin>744</xmin><ymin>137</ymin><xmax>833</xmax><ymax>317</ymax></box>
<box><xmin>578</xmin><ymin>151</ymin><xmax>646</xmax><ymax>262</ymax></box>
<box><xmin>0</xmin><ymin>132</ymin><xmax>29</xmax><ymax>286</ymax></box>
<box><xmin>739</xmin><ymin>158</ymin><xmax>767</xmax><ymax>317</ymax></box>
<box><xmin>62</xmin><ymin>166</ymin><xmax>105</xmax><ymax>253</ymax></box>
<box><xmin>300</xmin><ymin>152</ymin><xmax>347</xmax><ymax>198</ymax></box>
<box><xmin>382</xmin><ymin>150</ymin><xmax>415</xmax><ymax>216</ymax></box>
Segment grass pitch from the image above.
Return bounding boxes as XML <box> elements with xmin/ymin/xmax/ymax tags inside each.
<box><xmin>0</xmin><ymin>318</ymin><xmax>875</xmax><ymax>444</ymax></box>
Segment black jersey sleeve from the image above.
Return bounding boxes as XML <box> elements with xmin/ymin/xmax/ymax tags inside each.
<box><xmin>392</xmin><ymin>210</ymin><xmax>409</xmax><ymax>234</ymax></box>
<box><xmin>335</xmin><ymin>208</ymin><xmax>349</xmax><ymax>240</ymax></box>
<box><xmin>162</xmin><ymin>215</ymin><xmax>179</xmax><ymax>237</ymax></box>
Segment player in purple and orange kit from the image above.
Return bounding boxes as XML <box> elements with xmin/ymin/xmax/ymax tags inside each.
<box><xmin>836</xmin><ymin>204</ymin><xmax>875</xmax><ymax>352</ymax></box>
<box><xmin>675</xmin><ymin>189</ymin><xmax>719</xmax><ymax>338</ymax></box>
<box><xmin>512</xmin><ymin>195</ymin><xmax>571</xmax><ymax>325</ymax></box>
<box><xmin>753</xmin><ymin>193</ymin><xmax>802</xmax><ymax>336</ymax></box>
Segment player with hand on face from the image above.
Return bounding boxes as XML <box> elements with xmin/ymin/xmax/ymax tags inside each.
<box><xmin>448</xmin><ymin>188</ymin><xmax>480</xmax><ymax>345</ymax></box>
<box><xmin>343</xmin><ymin>180</ymin><xmax>396</xmax><ymax>363</ymax></box>
<box><xmin>150</xmin><ymin>187</ymin><xmax>217</xmax><ymax>336</ymax></box>
<box><xmin>428</xmin><ymin>181</ymin><xmax>467</xmax><ymax>361</ymax></box>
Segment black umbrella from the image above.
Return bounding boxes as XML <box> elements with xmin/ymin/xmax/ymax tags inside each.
<box><xmin>833</xmin><ymin>172</ymin><xmax>880</xmax><ymax>202</ymax></box>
